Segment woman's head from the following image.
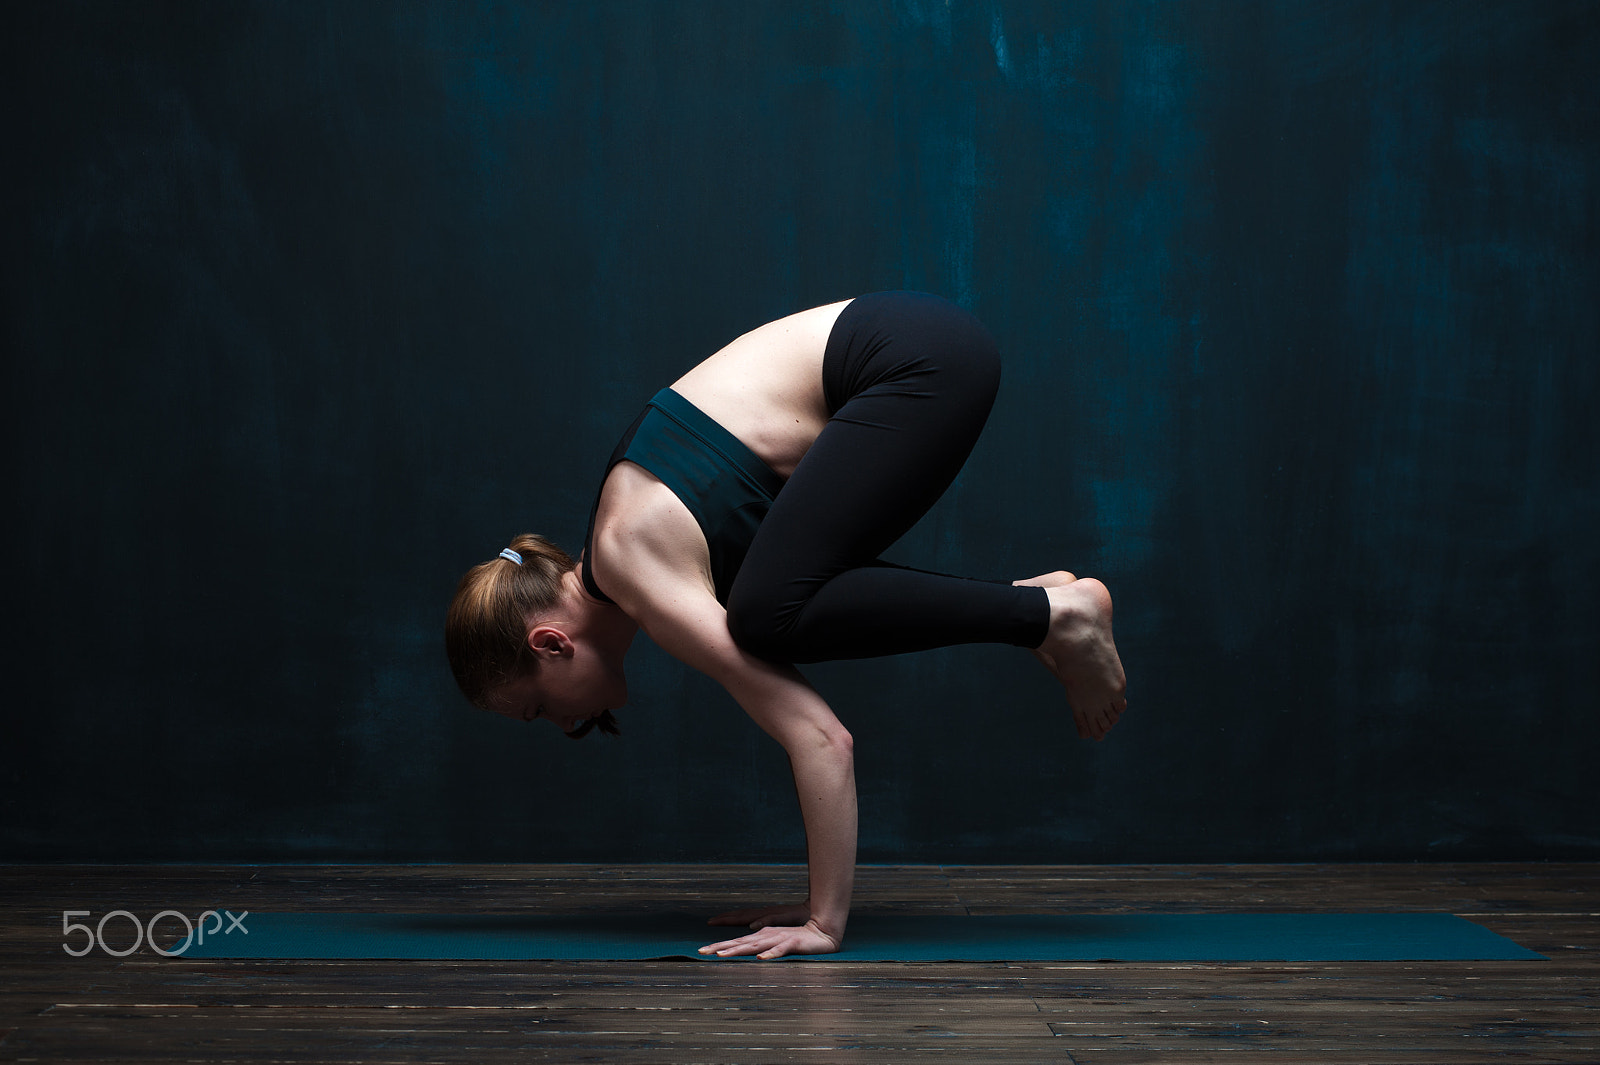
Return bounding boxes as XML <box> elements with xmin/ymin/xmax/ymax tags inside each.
<box><xmin>444</xmin><ymin>533</ymin><xmax>623</xmax><ymax>738</ymax></box>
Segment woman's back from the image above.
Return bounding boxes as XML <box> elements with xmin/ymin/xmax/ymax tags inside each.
<box><xmin>669</xmin><ymin>299</ymin><xmax>850</xmax><ymax>479</ymax></box>
<box><xmin>583</xmin><ymin>299</ymin><xmax>852</xmax><ymax>604</ymax></box>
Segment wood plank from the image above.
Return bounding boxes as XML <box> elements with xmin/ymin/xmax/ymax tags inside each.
<box><xmin>1</xmin><ymin>863</ymin><xmax>1595</xmax><ymax>1064</ymax></box>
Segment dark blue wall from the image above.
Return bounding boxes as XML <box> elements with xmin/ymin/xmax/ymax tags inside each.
<box><xmin>5</xmin><ymin>1</ymin><xmax>1596</xmax><ymax>862</ymax></box>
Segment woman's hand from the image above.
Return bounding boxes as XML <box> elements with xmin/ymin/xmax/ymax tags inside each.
<box><xmin>698</xmin><ymin>918</ymin><xmax>841</xmax><ymax>960</ymax></box>
<box><xmin>706</xmin><ymin>901</ymin><xmax>812</xmax><ymax>929</ymax></box>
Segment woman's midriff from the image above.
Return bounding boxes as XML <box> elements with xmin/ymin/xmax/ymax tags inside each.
<box><xmin>669</xmin><ymin>299</ymin><xmax>852</xmax><ymax>480</ymax></box>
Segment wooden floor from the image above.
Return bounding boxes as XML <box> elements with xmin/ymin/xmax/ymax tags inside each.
<box><xmin>1</xmin><ymin>863</ymin><xmax>1595</xmax><ymax>1063</ymax></box>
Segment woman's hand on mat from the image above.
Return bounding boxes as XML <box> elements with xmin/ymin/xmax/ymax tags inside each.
<box><xmin>706</xmin><ymin>901</ymin><xmax>812</xmax><ymax>929</ymax></box>
<box><xmin>698</xmin><ymin>917</ymin><xmax>841</xmax><ymax>960</ymax></box>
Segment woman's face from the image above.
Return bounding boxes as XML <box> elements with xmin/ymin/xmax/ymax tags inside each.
<box><xmin>488</xmin><ymin>638</ymin><xmax>628</xmax><ymax>735</ymax></box>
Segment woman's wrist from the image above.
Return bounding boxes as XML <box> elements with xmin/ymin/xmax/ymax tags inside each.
<box><xmin>806</xmin><ymin>909</ymin><xmax>848</xmax><ymax>940</ymax></box>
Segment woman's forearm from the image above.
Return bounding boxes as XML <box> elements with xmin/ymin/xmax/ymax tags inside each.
<box><xmin>786</xmin><ymin>734</ymin><xmax>857</xmax><ymax>940</ymax></box>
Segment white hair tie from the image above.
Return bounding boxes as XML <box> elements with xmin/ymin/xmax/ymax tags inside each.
<box><xmin>499</xmin><ymin>548</ymin><xmax>523</xmax><ymax>565</ymax></box>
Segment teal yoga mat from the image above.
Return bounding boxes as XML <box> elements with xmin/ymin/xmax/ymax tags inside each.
<box><xmin>166</xmin><ymin>912</ymin><xmax>1541</xmax><ymax>962</ymax></box>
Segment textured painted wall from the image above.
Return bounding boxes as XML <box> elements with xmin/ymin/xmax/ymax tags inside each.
<box><xmin>4</xmin><ymin>1</ymin><xmax>1595</xmax><ymax>861</ymax></box>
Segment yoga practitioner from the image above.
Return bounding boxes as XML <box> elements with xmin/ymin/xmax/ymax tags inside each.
<box><xmin>445</xmin><ymin>291</ymin><xmax>1128</xmax><ymax>959</ymax></box>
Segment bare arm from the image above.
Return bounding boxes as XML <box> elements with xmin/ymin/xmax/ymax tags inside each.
<box><xmin>598</xmin><ymin>522</ymin><xmax>856</xmax><ymax>958</ymax></box>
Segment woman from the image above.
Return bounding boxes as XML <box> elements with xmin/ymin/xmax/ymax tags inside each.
<box><xmin>445</xmin><ymin>291</ymin><xmax>1128</xmax><ymax>960</ymax></box>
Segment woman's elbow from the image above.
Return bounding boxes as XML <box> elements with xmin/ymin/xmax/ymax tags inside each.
<box><xmin>787</xmin><ymin>722</ymin><xmax>853</xmax><ymax>762</ymax></box>
<box><xmin>819</xmin><ymin>724</ymin><xmax>854</xmax><ymax>761</ymax></box>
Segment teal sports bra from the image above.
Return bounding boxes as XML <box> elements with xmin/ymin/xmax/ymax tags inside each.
<box><xmin>581</xmin><ymin>388</ymin><xmax>786</xmax><ymax>606</ymax></box>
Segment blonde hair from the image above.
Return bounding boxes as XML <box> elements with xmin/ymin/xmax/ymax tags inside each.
<box><xmin>444</xmin><ymin>533</ymin><xmax>574</xmax><ymax>710</ymax></box>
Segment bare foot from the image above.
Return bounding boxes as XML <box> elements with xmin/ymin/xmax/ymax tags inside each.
<box><xmin>1030</xmin><ymin>578</ymin><xmax>1128</xmax><ymax>741</ymax></box>
<box><xmin>1013</xmin><ymin>570</ymin><xmax>1077</xmax><ymax>589</ymax></box>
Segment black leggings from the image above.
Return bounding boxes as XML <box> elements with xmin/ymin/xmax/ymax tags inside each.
<box><xmin>725</xmin><ymin>291</ymin><xmax>1050</xmax><ymax>663</ymax></box>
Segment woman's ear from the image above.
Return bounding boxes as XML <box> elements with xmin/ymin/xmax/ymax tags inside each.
<box><xmin>527</xmin><ymin>625</ymin><xmax>574</xmax><ymax>658</ymax></box>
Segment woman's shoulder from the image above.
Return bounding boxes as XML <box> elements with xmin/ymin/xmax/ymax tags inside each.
<box><xmin>590</xmin><ymin>461</ymin><xmax>715</xmax><ymax>606</ymax></box>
